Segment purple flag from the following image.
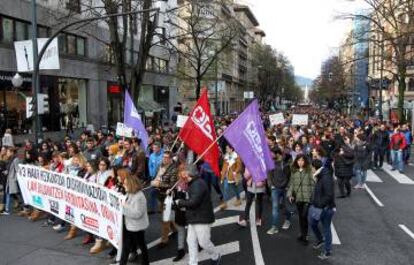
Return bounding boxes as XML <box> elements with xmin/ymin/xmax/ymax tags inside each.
<box><xmin>124</xmin><ymin>91</ymin><xmax>149</xmax><ymax>150</ymax></box>
<box><xmin>223</xmin><ymin>100</ymin><xmax>274</xmax><ymax>182</ymax></box>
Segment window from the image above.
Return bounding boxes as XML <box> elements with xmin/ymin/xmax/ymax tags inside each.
<box><xmin>66</xmin><ymin>0</ymin><xmax>81</xmax><ymax>13</ymax></box>
<box><xmin>67</xmin><ymin>34</ymin><xmax>76</xmax><ymax>54</ymax></box>
<box><xmin>38</xmin><ymin>26</ymin><xmax>49</xmax><ymax>38</ymax></box>
<box><xmin>15</xmin><ymin>21</ymin><xmax>27</xmax><ymax>41</ymax></box>
<box><xmin>58</xmin><ymin>33</ymin><xmax>67</xmax><ymax>54</ymax></box>
<box><xmin>161</xmin><ymin>27</ymin><xmax>167</xmax><ymax>45</ymax></box>
<box><xmin>1</xmin><ymin>17</ymin><xmax>13</xmax><ymax>42</ymax></box>
<box><xmin>76</xmin><ymin>37</ymin><xmax>85</xmax><ymax>56</ymax></box>
<box><xmin>408</xmin><ymin>78</ymin><xmax>414</xmax><ymax>92</ymax></box>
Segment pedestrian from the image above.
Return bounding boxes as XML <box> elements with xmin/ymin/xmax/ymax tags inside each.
<box><xmin>401</xmin><ymin>124</ymin><xmax>412</xmax><ymax>165</ymax></box>
<box><xmin>390</xmin><ymin>127</ymin><xmax>407</xmax><ymax>173</ymax></box>
<box><xmin>175</xmin><ymin>165</ymin><xmax>221</xmax><ymax>265</ymax></box>
<box><xmin>219</xmin><ymin>145</ymin><xmax>242</xmax><ymax>210</ymax></box>
<box><xmin>2</xmin><ymin>128</ymin><xmax>14</xmax><ymax>147</ymax></box>
<box><xmin>83</xmin><ymin>137</ymin><xmax>103</xmax><ymax>162</ymax></box>
<box><xmin>1</xmin><ymin>147</ymin><xmax>20</xmax><ymax>215</ymax></box>
<box><xmin>267</xmin><ymin>148</ymin><xmax>292</xmax><ymax>235</ymax></box>
<box><xmin>237</xmin><ymin>168</ymin><xmax>265</xmax><ymax>227</ymax></box>
<box><xmin>309</xmin><ymin>159</ymin><xmax>336</xmax><ymax>260</ymax></box>
<box><xmin>353</xmin><ymin>134</ymin><xmax>371</xmax><ymax>189</ymax></box>
<box><xmin>287</xmin><ymin>154</ymin><xmax>314</xmax><ymax>245</ymax></box>
<box><xmin>333</xmin><ymin>145</ymin><xmax>354</xmax><ymax>198</ymax></box>
<box><xmin>148</xmin><ymin>142</ymin><xmax>164</xmax><ymax>213</ymax></box>
<box><xmin>372</xmin><ymin>124</ymin><xmax>389</xmax><ymax>169</ymax></box>
<box><xmin>114</xmin><ymin>170</ymin><xmax>149</xmax><ymax>265</ymax></box>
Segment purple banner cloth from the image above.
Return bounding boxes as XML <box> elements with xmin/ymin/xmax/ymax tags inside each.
<box><xmin>223</xmin><ymin>100</ymin><xmax>275</xmax><ymax>182</ymax></box>
<box><xmin>124</xmin><ymin>91</ymin><xmax>149</xmax><ymax>151</ymax></box>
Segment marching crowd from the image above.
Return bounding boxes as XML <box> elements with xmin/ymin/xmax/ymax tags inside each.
<box><xmin>0</xmin><ymin>108</ymin><xmax>413</xmax><ymax>264</ymax></box>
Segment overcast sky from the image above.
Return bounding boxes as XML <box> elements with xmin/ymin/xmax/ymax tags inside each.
<box><xmin>243</xmin><ymin>0</ymin><xmax>366</xmax><ymax>79</ymax></box>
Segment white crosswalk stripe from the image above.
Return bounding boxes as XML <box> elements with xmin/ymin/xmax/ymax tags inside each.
<box><xmin>367</xmin><ymin>170</ymin><xmax>383</xmax><ymax>183</ymax></box>
<box><xmin>382</xmin><ymin>164</ymin><xmax>414</xmax><ymax>185</ymax></box>
<box><xmin>331</xmin><ymin>223</ymin><xmax>341</xmax><ymax>245</ymax></box>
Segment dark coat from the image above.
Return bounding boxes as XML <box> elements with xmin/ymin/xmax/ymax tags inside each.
<box><xmin>173</xmin><ymin>190</ymin><xmax>187</xmax><ymax>226</ymax></box>
<box><xmin>354</xmin><ymin>141</ymin><xmax>371</xmax><ymax>170</ymax></box>
<box><xmin>334</xmin><ymin>148</ymin><xmax>355</xmax><ymax>178</ymax></box>
<box><xmin>268</xmin><ymin>160</ymin><xmax>290</xmax><ymax>189</ymax></box>
<box><xmin>372</xmin><ymin>130</ymin><xmax>389</xmax><ymax>150</ymax></box>
<box><xmin>311</xmin><ymin>168</ymin><xmax>336</xmax><ymax>209</ymax></box>
<box><xmin>177</xmin><ymin>177</ymin><xmax>215</xmax><ymax>225</ymax></box>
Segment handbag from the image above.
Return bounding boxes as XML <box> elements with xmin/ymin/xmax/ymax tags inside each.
<box><xmin>309</xmin><ymin>205</ymin><xmax>323</xmax><ymax>221</ymax></box>
<box><xmin>163</xmin><ymin>195</ymin><xmax>175</xmax><ymax>222</ymax></box>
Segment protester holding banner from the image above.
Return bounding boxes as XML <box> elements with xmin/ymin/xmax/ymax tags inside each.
<box><xmin>287</xmin><ymin>154</ymin><xmax>314</xmax><ymax>245</ymax></box>
<box><xmin>116</xmin><ymin>170</ymin><xmax>149</xmax><ymax>265</ymax></box>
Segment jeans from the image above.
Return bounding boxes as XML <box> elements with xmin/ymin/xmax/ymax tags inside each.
<box><xmin>373</xmin><ymin>148</ymin><xmax>385</xmax><ymax>168</ymax></box>
<box><xmin>243</xmin><ymin>192</ymin><xmax>264</xmax><ymax>220</ymax></box>
<box><xmin>403</xmin><ymin>146</ymin><xmax>411</xmax><ymax>164</ymax></box>
<box><xmin>310</xmin><ymin>207</ymin><xmax>335</xmax><ymax>254</ymax></box>
<box><xmin>354</xmin><ymin>167</ymin><xmax>367</xmax><ymax>186</ymax></box>
<box><xmin>187</xmin><ymin>224</ymin><xmax>219</xmax><ymax>265</ymax></box>
<box><xmin>148</xmin><ymin>187</ymin><xmax>159</xmax><ymax>212</ymax></box>
<box><xmin>271</xmin><ymin>188</ymin><xmax>292</xmax><ymax>227</ymax></box>
<box><xmin>391</xmin><ymin>150</ymin><xmax>404</xmax><ymax>172</ymax></box>
<box><xmin>223</xmin><ymin>178</ymin><xmax>240</xmax><ymax>201</ymax></box>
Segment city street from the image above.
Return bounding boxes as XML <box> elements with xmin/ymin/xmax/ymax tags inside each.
<box><xmin>1</xmin><ymin>165</ymin><xmax>413</xmax><ymax>265</ymax></box>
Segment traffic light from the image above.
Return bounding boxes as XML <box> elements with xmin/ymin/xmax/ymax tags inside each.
<box><xmin>26</xmin><ymin>97</ymin><xmax>35</xmax><ymax>118</ymax></box>
<box><xmin>38</xmin><ymin>94</ymin><xmax>49</xmax><ymax>114</ymax></box>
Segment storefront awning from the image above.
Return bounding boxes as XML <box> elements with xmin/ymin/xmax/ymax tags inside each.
<box><xmin>137</xmin><ymin>100</ymin><xmax>164</xmax><ymax>112</ymax></box>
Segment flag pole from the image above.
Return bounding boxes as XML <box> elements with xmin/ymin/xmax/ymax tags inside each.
<box><xmin>169</xmin><ymin>135</ymin><xmax>180</xmax><ymax>152</ymax></box>
<box><xmin>192</xmin><ymin>133</ymin><xmax>224</xmax><ymax>165</ymax></box>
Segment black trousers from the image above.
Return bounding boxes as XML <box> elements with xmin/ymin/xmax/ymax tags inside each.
<box><xmin>296</xmin><ymin>202</ymin><xmax>309</xmax><ymax>238</ymax></box>
<box><xmin>337</xmin><ymin>176</ymin><xmax>352</xmax><ymax>196</ymax></box>
<box><xmin>244</xmin><ymin>192</ymin><xmax>264</xmax><ymax>220</ymax></box>
<box><xmin>374</xmin><ymin>148</ymin><xmax>385</xmax><ymax>167</ymax></box>
<box><xmin>120</xmin><ymin>225</ymin><xmax>149</xmax><ymax>265</ymax></box>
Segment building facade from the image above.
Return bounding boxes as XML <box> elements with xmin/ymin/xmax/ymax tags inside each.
<box><xmin>0</xmin><ymin>0</ymin><xmax>178</xmax><ymax>133</ymax></box>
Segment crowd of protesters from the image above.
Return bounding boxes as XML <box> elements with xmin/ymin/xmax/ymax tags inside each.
<box><xmin>0</xmin><ymin>107</ymin><xmax>412</xmax><ymax>263</ymax></box>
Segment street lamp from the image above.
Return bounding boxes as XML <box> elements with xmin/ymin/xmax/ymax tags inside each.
<box><xmin>12</xmin><ymin>73</ymin><xmax>23</xmax><ymax>88</ymax></box>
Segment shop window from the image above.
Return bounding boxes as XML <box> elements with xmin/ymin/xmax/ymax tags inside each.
<box><xmin>58</xmin><ymin>78</ymin><xmax>87</xmax><ymax>128</ymax></box>
<box><xmin>1</xmin><ymin>17</ymin><xmax>13</xmax><ymax>42</ymax></box>
<box><xmin>38</xmin><ymin>26</ymin><xmax>49</xmax><ymax>38</ymax></box>
<box><xmin>15</xmin><ymin>21</ymin><xmax>27</xmax><ymax>41</ymax></box>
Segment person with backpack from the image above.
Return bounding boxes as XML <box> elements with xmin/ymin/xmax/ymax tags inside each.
<box><xmin>353</xmin><ymin>134</ymin><xmax>371</xmax><ymax>189</ymax></box>
<box><xmin>390</xmin><ymin>127</ymin><xmax>407</xmax><ymax>173</ymax></box>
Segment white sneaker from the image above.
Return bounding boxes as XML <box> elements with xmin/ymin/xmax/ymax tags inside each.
<box><xmin>282</xmin><ymin>220</ymin><xmax>291</xmax><ymax>230</ymax></box>
<box><xmin>266</xmin><ymin>226</ymin><xmax>279</xmax><ymax>235</ymax></box>
<box><xmin>53</xmin><ymin>224</ymin><xmax>64</xmax><ymax>232</ymax></box>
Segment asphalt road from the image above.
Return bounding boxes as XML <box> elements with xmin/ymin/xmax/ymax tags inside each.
<box><xmin>1</xmin><ymin>164</ymin><xmax>414</xmax><ymax>265</ymax></box>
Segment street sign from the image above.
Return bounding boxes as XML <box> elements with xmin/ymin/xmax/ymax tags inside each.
<box><xmin>14</xmin><ymin>38</ymin><xmax>60</xmax><ymax>72</ymax></box>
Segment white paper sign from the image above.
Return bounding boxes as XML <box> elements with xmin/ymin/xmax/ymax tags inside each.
<box><xmin>292</xmin><ymin>114</ymin><xmax>309</xmax><ymax>126</ymax></box>
<box><xmin>17</xmin><ymin>164</ymin><xmax>124</xmax><ymax>249</ymax></box>
<box><xmin>176</xmin><ymin>115</ymin><xmax>189</xmax><ymax>128</ymax></box>
<box><xmin>269</xmin><ymin>113</ymin><xmax>285</xmax><ymax>126</ymax></box>
<box><xmin>116</xmin><ymin>122</ymin><xmax>133</xmax><ymax>138</ymax></box>
<box><xmin>14</xmin><ymin>38</ymin><xmax>60</xmax><ymax>72</ymax></box>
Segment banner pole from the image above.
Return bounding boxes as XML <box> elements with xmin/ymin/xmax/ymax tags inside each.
<box><xmin>169</xmin><ymin>135</ymin><xmax>180</xmax><ymax>152</ymax></box>
<box><xmin>192</xmin><ymin>133</ymin><xmax>224</xmax><ymax>165</ymax></box>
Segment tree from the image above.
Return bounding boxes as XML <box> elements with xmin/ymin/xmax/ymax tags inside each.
<box><xmin>341</xmin><ymin>0</ymin><xmax>414</xmax><ymax>122</ymax></box>
<box><xmin>165</xmin><ymin>0</ymin><xmax>241</xmax><ymax>99</ymax></box>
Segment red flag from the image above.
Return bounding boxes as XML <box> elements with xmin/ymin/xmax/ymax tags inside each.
<box><xmin>179</xmin><ymin>89</ymin><xmax>220</xmax><ymax>176</ymax></box>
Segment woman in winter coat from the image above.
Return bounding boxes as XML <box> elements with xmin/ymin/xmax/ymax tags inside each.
<box><xmin>353</xmin><ymin>134</ymin><xmax>371</xmax><ymax>189</ymax></box>
<box><xmin>333</xmin><ymin>145</ymin><xmax>355</xmax><ymax>198</ymax></box>
<box><xmin>237</xmin><ymin>168</ymin><xmax>266</xmax><ymax>227</ymax></box>
<box><xmin>117</xmin><ymin>171</ymin><xmax>149</xmax><ymax>265</ymax></box>
<box><xmin>1</xmin><ymin>147</ymin><xmax>20</xmax><ymax>215</ymax></box>
<box><xmin>219</xmin><ymin>145</ymin><xmax>242</xmax><ymax>210</ymax></box>
<box><xmin>287</xmin><ymin>154</ymin><xmax>314</xmax><ymax>245</ymax></box>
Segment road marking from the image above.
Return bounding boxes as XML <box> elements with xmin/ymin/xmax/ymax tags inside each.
<box><xmin>250</xmin><ymin>199</ymin><xmax>265</xmax><ymax>265</ymax></box>
<box><xmin>212</xmin><ymin>215</ymin><xmax>239</xmax><ymax>228</ymax></box>
<box><xmin>364</xmin><ymin>184</ymin><xmax>384</xmax><ymax>207</ymax></box>
<box><xmin>383</xmin><ymin>164</ymin><xmax>414</xmax><ymax>184</ymax></box>
<box><xmin>367</xmin><ymin>170</ymin><xmax>383</xmax><ymax>183</ymax></box>
<box><xmin>214</xmin><ymin>191</ymin><xmax>246</xmax><ymax>213</ymax></box>
<box><xmin>399</xmin><ymin>224</ymin><xmax>414</xmax><ymax>240</ymax></box>
<box><xmin>150</xmin><ymin>241</ymin><xmax>240</xmax><ymax>265</ymax></box>
<box><xmin>331</xmin><ymin>223</ymin><xmax>341</xmax><ymax>245</ymax></box>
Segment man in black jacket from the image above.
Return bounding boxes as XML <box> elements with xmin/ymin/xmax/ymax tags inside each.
<box><xmin>176</xmin><ymin>165</ymin><xmax>221</xmax><ymax>265</ymax></box>
<box><xmin>310</xmin><ymin>159</ymin><xmax>335</xmax><ymax>260</ymax></box>
<box><xmin>372</xmin><ymin>124</ymin><xmax>389</xmax><ymax>169</ymax></box>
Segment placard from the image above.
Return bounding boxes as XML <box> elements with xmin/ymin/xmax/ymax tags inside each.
<box><xmin>116</xmin><ymin>122</ymin><xmax>133</xmax><ymax>138</ymax></box>
<box><xmin>292</xmin><ymin>114</ymin><xmax>309</xmax><ymax>126</ymax></box>
<box><xmin>176</xmin><ymin>115</ymin><xmax>189</xmax><ymax>128</ymax></box>
<box><xmin>269</xmin><ymin>113</ymin><xmax>285</xmax><ymax>126</ymax></box>
<box><xmin>17</xmin><ymin>164</ymin><xmax>124</xmax><ymax>248</ymax></box>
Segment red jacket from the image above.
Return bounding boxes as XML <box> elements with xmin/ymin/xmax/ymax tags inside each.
<box><xmin>390</xmin><ymin>132</ymin><xmax>407</xmax><ymax>150</ymax></box>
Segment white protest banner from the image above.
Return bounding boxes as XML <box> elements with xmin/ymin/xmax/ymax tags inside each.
<box><xmin>176</xmin><ymin>115</ymin><xmax>189</xmax><ymax>128</ymax></box>
<box><xmin>292</xmin><ymin>114</ymin><xmax>309</xmax><ymax>126</ymax></box>
<box><xmin>116</xmin><ymin>122</ymin><xmax>133</xmax><ymax>138</ymax></box>
<box><xmin>17</xmin><ymin>164</ymin><xmax>124</xmax><ymax>249</ymax></box>
<box><xmin>14</xmin><ymin>38</ymin><xmax>60</xmax><ymax>72</ymax></box>
<box><xmin>269</xmin><ymin>113</ymin><xmax>285</xmax><ymax>126</ymax></box>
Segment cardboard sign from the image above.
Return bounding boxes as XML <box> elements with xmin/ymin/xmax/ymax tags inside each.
<box><xmin>269</xmin><ymin>113</ymin><xmax>285</xmax><ymax>126</ymax></box>
<box><xmin>116</xmin><ymin>122</ymin><xmax>133</xmax><ymax>138</ymax></box>
<box><xmin>176</xmin><ymin>115</ymin><xmax>189</xmax><ymax>128</ymax></box>
<box><xmin>292</xmin><ymin>114</ymin><xmax>309</xmax><ymax>126</ymax></box>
